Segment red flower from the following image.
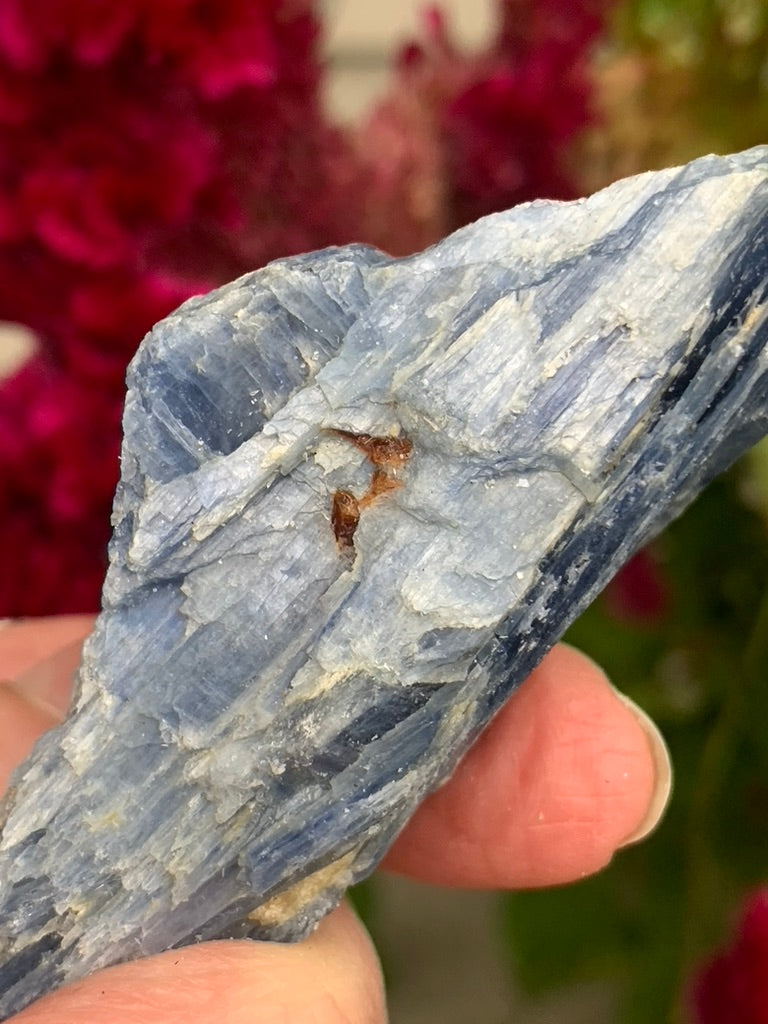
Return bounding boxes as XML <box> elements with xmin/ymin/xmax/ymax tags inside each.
<box><xmin>693</xmin><ymin>889</ymin><xmax>768</xmax><ymax>1024</ymax></box>
<box><xmin>0</xmin><ymin>0</ymin><xmax>610</xmax><ymax>616</ymax></box>
<box><xmin>0</xmin><ymin>53</ymin><xmax>218</xmax><ymax>266</ymax></box>
<box><xmin>0</xmin><ymin>0</ymin><xmax>137</xmax><ymax>70</ymax></box>
<box><xmin>604</xmin><ymin>548</ymin><xmax>670</xmax><ymax>624</ymax></box>
<box><xmin>0</xmin><ymin>357</ymin><xmax>119</xmax><ymax>614</ymax></box>
<box><xmin>143</xmin><ymin>0</ymin><xmax>319</xmax><ymax>99</ymax></box>
<box><xmin>0</xmin><ymin>0</ymin><xmax>344</xmax><ymax>617</ymax></box>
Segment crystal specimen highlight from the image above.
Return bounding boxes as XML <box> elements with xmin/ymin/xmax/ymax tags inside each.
<box><xmin>1</xmin><ymin>147</ymin><xmax>767</xmax><ymax>1018</ymax></box>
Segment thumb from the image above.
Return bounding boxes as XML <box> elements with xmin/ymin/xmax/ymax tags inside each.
<box><xmin>9</xmin><ymin>904</ymin><xmax>386</xmax><ymax>1024</ymax></box>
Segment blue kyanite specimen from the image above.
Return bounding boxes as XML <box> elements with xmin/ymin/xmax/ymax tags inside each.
<box><xmin>1</xmin><ymin>148</ymin><xmax>768</xmax><ymax>1017</ymax></box>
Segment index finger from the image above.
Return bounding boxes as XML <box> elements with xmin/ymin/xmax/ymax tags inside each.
<box><xmin>0</xmin><ymin>616</ymin><xmax>94</xmax><ymax>792</ymax></box>
<box><xmin>0</xmin><ymin>616</ymin><xmax>93</xmax><ymax>687</ymax></box>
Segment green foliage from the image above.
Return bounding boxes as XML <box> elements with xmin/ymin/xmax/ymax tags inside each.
<box><xmin>613</xmin><ymin>0</ymin><xmax>768</xmax><ymax>155</ymax></box>
<box><xmin>348</xmin><ymin>876</ymin><xmax>378</xmax><ymax>925</ymax></box>
<box><xmin>499</xmin><ymin>459</ymin><xmax>768</xmax><ymax>1021</ymax></box>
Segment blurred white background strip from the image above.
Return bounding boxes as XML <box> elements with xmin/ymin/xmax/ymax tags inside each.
<box><xmin>0</xmin><ymin>324</ymin><xmax>38</xmax><ymax>382</ymax></box>
<box><xmin>322</xmin><ymin>0</ymin><xmax>494</xmax><ymax>120</ymax></box>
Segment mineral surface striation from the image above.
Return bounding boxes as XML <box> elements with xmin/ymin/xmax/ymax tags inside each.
<box><xmin>1</xmin><ymin>148</ymin><xmax>768</xmax><ymax>1017</ymax></box>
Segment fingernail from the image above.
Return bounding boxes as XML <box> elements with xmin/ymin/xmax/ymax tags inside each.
<box><xmin>613</xmin><ymin>689</ymin><xmax>673</xmax><ymax>846</ymax></box>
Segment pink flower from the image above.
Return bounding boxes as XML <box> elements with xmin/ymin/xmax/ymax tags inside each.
<box><xmin>357</xmin><ymin>0</ymin><xmax>612</xmax><ymax>253</ymax></box>
<box><xmin>693</xmin><ymin>889</ymin><xmax>768</xmax><ymax>1024</ymax></box>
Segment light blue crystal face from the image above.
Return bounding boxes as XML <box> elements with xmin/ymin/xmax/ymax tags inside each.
<box><xmin>1</xmin><ymin>148</ymin><xmax>767</xmax><ymax>1018</ymax></box>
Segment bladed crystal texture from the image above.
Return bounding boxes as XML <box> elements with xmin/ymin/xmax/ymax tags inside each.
<box><xmin>1</xmin><ymin>147</ymin><xmax>768</xmax><ymax>1017</ymax></box>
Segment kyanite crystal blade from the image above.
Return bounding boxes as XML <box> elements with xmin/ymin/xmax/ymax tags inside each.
<box><xmin>1</xmin><ymin>147</ymin><xmax>767</xmax><ymax>1018</ymax></box>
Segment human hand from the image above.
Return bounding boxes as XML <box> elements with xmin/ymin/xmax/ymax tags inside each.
<box><xmin>0</xmin><ymin>617</ymin><xmax>670</xmax><ymax>1023</ymax></box>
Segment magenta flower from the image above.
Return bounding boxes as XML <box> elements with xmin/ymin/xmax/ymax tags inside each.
<box><xmin>0</xmin><ymin>0</ymin><xmax>344</xmax><ymax>615</ymax></box>
<box><xmin>693</xmin><ymin>890</ymin><xmax>768</xmax><ymax>1024</ymax></box>
<box><xmin>0</xmin><ymin>0</ymin><xmax>609</xmax><ymax>615</ymax></box>
<box><xmin>604</xmin><ymin>548</ymin><xmax>670</xmax><ymax>624</ymax></box>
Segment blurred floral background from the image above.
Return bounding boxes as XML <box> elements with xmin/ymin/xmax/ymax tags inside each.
<box><xmin>1</xmin><ymin>0</ymin><xmax>768</xmax><ymax>1020</ymax></box>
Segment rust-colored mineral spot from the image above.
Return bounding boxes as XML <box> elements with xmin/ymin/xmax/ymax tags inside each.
<box><xmin>327</xmin><ymin>429</ymin><xmax>412</xmax><ymax>552</ymax></box>
<box><xmin>331</xmin><ymin>489</ymin><xmax>360</xmax><ymax>549</ymax></box>
<box><xmin>360</xmin><ymin>467</ymin><xmax>401</xmax><ymax>506</ymax></box>
<box><xmin>327</xmin><ymin>429</ymin><xmax>413</xmax><ymax>469</ymax></box>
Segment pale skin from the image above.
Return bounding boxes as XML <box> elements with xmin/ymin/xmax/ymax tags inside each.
<box><xmin>0</xmin><ymin>617</ymin><xmax>666</xmax><ymax>1023</ymax></box>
